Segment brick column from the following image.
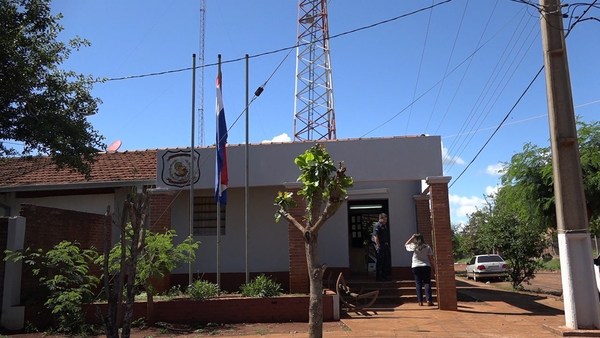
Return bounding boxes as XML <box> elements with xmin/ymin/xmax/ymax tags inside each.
<box><xmin>149</xmin><ymin>193</ymin><xmax>176</xmax><ymax>232</ymax></box>
<box><xmin>287</xmin><ymin>188</ymin><xmax>309</xmax><ymax>294</ymax></box>
<box><xmin>413</xmin><ymin>193</ymin><xmax>433</xmax><ymax>245</ymax></box>
<box><xmin>426</xmin><ymin>176</ymin><xmax>457</xmax><ymax>311</ymax></box>
<box><xmin>148</xmin><ymin>192</ymin><xmax>177</xmax><ymax>292</ymax></box>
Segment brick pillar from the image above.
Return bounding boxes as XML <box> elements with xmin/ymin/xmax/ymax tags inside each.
<box><xmin>426</xmin><ymin>176</ymin><xmax>457</xmax><ymax>311</ymax></box>
<box><xmin>149</xmin><ymin>193</ymin><xmax>176</xmax><ymax>232</ymax></box>
<box><xmin>287</xmin><ymin>189</ymin><xmax>309</xmax><ymax>294</ymax></box>
<box><xmin>148</xmin><ymin>192</ymin><xmax>177</xmax><ymax>292</ymax></box>
<box><xmin>413</xmin><ymin>194</ymin><xmax>433</xmax><ymax>245</ymax></box>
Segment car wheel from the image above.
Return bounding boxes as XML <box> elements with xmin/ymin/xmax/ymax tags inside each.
<box><xmin>472</xmin><ymin>271</ymin><xmax>477</xmax><ymax>282</ymax></box>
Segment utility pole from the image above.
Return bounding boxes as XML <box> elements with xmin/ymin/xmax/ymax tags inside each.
<box><xmin>539</xmin><ymin>0</ymin><xmax>600</xmax><ymax>330</ymax></box>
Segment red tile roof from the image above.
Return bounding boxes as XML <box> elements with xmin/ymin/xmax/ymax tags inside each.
<box><xmin>0</xmin><ymin>150</ymin><xmax>157</xmax><ymax>190</ymax></box>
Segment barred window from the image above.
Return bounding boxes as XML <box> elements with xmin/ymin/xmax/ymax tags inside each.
<box><xmin>193</xmin><ymin>196</ymin><xmax>226</xmax><ymax>236</ymax></box>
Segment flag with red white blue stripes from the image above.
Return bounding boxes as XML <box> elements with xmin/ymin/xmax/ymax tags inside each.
<box><xmin>215</xmin><ymin>71</ymin><xmax>228</xmax><ymax>205</ymax></box>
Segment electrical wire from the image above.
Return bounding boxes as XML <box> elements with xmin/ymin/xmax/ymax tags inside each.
<box><xmin>424</xmin><ymin>0</ymin><xmax>470</xmax><ymax>133</ymax></box>
<box><xmin>96</xmin><ymin>0</ymin><xmax>454</xmax><ymax>83</ymax></box>
<box><xmin>448</xmin><ymin>0</ymin><xmax>598</xmax><ymax>188</ymax></box>
<box><xmin>405</xmin><ymin>0</ymin><xmax>435</xmax><ymax>134</ymax></box>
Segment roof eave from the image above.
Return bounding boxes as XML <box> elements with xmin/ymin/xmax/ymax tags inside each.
<box><xmin>0</xmin><ymin>179</ymin><xmax>157</xmax><ymax>193</ymax></box>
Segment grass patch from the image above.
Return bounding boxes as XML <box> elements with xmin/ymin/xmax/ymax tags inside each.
<box><xmin>539</xmin><ymin>258</ymin><xmax>560</xmax><ymax>271</ymax></box>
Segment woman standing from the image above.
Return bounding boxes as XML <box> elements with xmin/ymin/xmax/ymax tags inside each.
<box><xmin>405</xmin><ymin>233</ymin><xmax>434</xmax><ymax>306</ymax></box>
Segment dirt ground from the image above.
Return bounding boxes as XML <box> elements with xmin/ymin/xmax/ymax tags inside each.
<box><xmin>454</xmin><ymin>263</ymin><xmax>563</xmax><ymax>296</ymax></box>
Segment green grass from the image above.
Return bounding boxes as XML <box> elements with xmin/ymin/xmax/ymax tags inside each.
<box><xmin>539</xmin><ymin>257</ymin><xmax>560</xmax><ymax>271</ymax></box>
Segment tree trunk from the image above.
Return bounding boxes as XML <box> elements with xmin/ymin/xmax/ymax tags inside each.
<box><xmin>146</xmin><ymin>288</ymin><xmax>155</xmax><ymax>325</ymax></box>
<box><xmin>102</xmin><ymin>206</ymin><xmax>119</xmax><ymax>338</ymax></box>
<box><xmin>306</xmin><ymin>233</ymin><xmax>324</xmax><ymax>338</ymax></box>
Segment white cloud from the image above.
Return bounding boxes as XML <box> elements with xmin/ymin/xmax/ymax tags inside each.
<box><xmin>449</xmin><ymin>194</ymin><xmax>486</xmax><ymax>223</ymax></box>
<box><xmin>261</xmin><ymin>133</ymin><xmax>291</xmax><ymax>144</ymax></box>
<box><xmin>486</xmin><ymin>163</ymin><xmax>506</xmax><ymax>176</ymax></box>
<box><xmin>485</xmin><ymin>185</ymin><xmax>500</xmax><ymax>197</ymax></box>
<box><xmin>441</xmin><ymin>144</ymin><xmax>464</xmax><ymax>166</ymax></box>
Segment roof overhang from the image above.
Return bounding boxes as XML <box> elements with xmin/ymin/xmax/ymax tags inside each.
<box><xmin>0</xmin><ymin>179</ymin><xmax>156</xmax><ymax>193</ymax></box>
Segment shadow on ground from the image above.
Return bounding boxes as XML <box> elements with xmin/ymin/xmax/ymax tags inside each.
<box><xmin>456</xmin><ymin>279</ymin><xmax>563</xmax><ymax>316</ymax></box>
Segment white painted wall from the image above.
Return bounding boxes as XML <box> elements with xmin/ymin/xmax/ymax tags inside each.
<box><xmin>171</xmin><ymin>187</ymin><xmax>290</xmax><ymax>274</ymax></box>
<box><xmin>157</xmin><ymin>136</ymin><xmax>443</xmax><ymax>189</ymax></box>
<box><xmin>11</xmin><ymin>194</ymin><xmax>114</xmax><ymax>216</ymax></box>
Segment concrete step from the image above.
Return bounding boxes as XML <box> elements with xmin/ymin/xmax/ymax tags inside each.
<box><xmin>343</xmin><ymin>279</ymin><xmax>437</xmax><ymax>306</ymax></box>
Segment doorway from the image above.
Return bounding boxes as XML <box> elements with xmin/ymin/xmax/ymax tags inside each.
<box><xmin>347</xmin><ymin>200</ymin><xmax>389</xmax><ymax>275</ymax></box>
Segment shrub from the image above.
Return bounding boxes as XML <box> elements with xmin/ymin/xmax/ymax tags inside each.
<box><xmin>187</xmin><ymin>280</ymin><xmax>219</xmax><ymax>300</ymax></box>
<box><xmin>5</xmin><ymin>241</ymin><xmax>99</xmax><ymax>335</ymax></box>
<box><xmin>240</xmin><ymin>275</ymin><xmax>282</xmax><ymax>298</ymax></box>
<box><xmin>163</xmin><ymin>285</ymin><xmax>184</xmax><ymax>300</ymax></box>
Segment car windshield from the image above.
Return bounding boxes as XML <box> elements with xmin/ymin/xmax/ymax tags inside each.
<box><xmin>478</xmin><ymin>255</ymin><xmax>504</xmax><ymax>263</ymax></box>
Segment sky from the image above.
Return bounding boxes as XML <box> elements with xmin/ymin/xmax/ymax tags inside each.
<box><xmin>50</xmin><ymin>0</ymin><xmax>599</xmax><ymax>225</ymax></box>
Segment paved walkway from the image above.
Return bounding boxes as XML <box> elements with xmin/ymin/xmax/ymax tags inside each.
<box><xmin>231</xmin><ymin>278</ymin><xmax>600</xmax><ymax>338</ymax></box>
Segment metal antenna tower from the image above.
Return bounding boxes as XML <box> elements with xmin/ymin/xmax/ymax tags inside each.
<box><xmin>198</xmin><ymin>0</ymin><xmax>206</xmax><ymax>146</ymax></box>
<box><xmin>293</xmin><ymin>0</ymin><xmax>336</xmax><ymax>141</ymax></box>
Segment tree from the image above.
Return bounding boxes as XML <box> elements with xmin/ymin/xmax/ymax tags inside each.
<box><xmin>0</xmin><ymin>0</ymin><xmax>104</xmax><ymax>176</ymax></box>
<box><xmin>274</xmin><ymin>144</ymin><xmax>353</xmax><ymax>338</ymax></box>
<box><xmin>104</xmin><ymin>228</ymin><xmax>199</xmax><ymax>325</ymax></box>
<box><xmin>501</xmin><ymin>119</ymin><xmax>600</xmax><ymax>231</ymax></box>
<box><xmin>5</xmin><ymin>241</ymin><xmax>99</xmax><ymax>335</ymax></box>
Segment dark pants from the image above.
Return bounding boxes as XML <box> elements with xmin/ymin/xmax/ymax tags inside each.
<box><xmin>412</xmin><ymin>266</ymin><xmax>432</xmax><ymax>303</ymax></box>
<box><xmin>376</xmin><ymin>243</ymin><xmax>391</xmax><ymax>280</ymax></box>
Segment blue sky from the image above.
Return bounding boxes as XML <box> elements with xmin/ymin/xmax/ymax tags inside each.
<box><xmin>51</xmin><ymin>0</ymin><xmax>599</xmax><ymax>225</ymax></box>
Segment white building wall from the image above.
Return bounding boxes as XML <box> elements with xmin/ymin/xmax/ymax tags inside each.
<box><xmin>171</xmin><ymin>187</ymin><xmax>291</xmax><ymax>274</ymax></box>
<box><xmin>164</xmin><ymin>136</ymin><xmax>444</xmax><ymax>274</ymax></box>
<box><xmin>11</xmin><ymin>194</ymin><xmax>114</xmax><ymax>216</ymax></box>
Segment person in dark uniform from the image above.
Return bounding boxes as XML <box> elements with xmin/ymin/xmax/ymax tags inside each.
<box><xmin>372</xmin><ymin>213</ymin><xmax>392</xmax><ymax>281</ymax></box>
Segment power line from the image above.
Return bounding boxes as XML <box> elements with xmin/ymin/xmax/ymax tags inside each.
<box><xmin>449</xmin><ymin>0</ymin><xmax>598</xmax><ymax>189</ymax></box>
<box><xmin>96</xmin><ymin>1</ymin><xmax>454</xmax><ymax>84</ymax></box>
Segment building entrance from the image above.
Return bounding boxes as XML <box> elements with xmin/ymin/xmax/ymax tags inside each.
<box><xmin>347</xmin><ymin>200</ymin><xmax>389</xmax><ymax>275</ymax></box>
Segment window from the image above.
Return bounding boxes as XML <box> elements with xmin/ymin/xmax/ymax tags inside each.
<box><xmin>193</xmin><ymin>196</ymin><xmax>226</xmax><ymax>236</ymax></box>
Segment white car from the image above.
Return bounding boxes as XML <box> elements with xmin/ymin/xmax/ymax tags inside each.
<box><xmin>466</xmin><ymin>254</ymin><xmax>508</xmax><ymax>282</ymax></box>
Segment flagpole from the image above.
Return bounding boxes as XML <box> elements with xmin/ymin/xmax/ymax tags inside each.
<box><xmin>244</xmin><ymin>54</ymin><xmax>249</xmax><ymax>283</ymax></box>
<box><xmin>216</xmin><ymin>54</ymin><xmax>222</xmax><ymax>289</ymax></box>
<box><xmin>189</xmin><ymin>53</ymin><xmax>196</xmax><ymax>286</ymax></box>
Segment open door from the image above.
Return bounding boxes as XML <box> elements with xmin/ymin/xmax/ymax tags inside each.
<box><xmin>347</xmin><ymin>200</ymin><xmax>389</xmax><ymax>275</ymax></box>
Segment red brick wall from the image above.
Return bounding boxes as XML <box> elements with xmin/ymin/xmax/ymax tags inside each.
<box><xmin>149</xmin><ymin>193</ymin><xmax>175</xmax><ymax>232</ymax></box>
<box><xmin>84</xmin><ymin>293</ymin><xmax>336</xmax><ymax>324</ymax></box>
<box><xmin>148</xmin><ymin>193</ymin><xmax>176</xmax><ymax>291</ymax></box>
<box><xmin>414</xmin><ymin>194</ymin><xmax>433</xmax><ymax>245</ymax></box>
<box><xmin>287</xmin><ymin>189</ymin><xmax>309</xmax><ymax>294</ymax></box>
<box><xmin>427</xmin><ymin>177</ymin><xmax>458</xmax><ymax>310</ymax></box>
<box><xmin>19</xmin><ymin>204</ymin><xmax>111</xmax><ymax>303</ymax></box>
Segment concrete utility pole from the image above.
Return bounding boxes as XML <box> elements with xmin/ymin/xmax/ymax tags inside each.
<box><xmin>539</xmin><ymin>0</ymin><xmax>600</xmax><ymax>329</ymax></box>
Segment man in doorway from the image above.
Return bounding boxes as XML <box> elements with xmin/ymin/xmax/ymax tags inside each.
<box><xmin>372</xmin><ymin>213</ymin><xmax>392</xmax><ymax>281</ymax></box>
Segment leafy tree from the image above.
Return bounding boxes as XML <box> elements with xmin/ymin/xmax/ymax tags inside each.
<box><xmin>501</xmin><ymin>119</ymin><xmax>600</xmax><ymax>231</ymax></box>
<box><xmin>578</xmin><ymin>120</ymin><xmax>600</xmax><ymax>235</ymax></box>
<box><xmin>5</xmin><ymin>241</ymin><xmax>99</xmax><ymax>335</ymax></box>
<box><xmin>476</xmin><ymin>188</ymin><xmax>548</xmax><ymax>288</ymax></box>
<box><xmin>274</xmin><ymin>144</ymin><xmax>353</xmax><ymax>338</ymax></box>
<box><xmin>0</xmin><ymin>0</ymin><xmax>104</xmax><ymax>175</ymax></box>
<box><xmin>104</xmin><ymin>227</ymin><xmax>199</xmax><ymax>325</ymax></box>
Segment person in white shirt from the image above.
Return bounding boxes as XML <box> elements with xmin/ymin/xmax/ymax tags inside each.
<box><xmin>405</xmin><ymin>233</ymin><xmax>434</xmax><ymax>306</ymax></box>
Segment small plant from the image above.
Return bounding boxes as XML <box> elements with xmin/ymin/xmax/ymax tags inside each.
<box><xmin>163</xmin><ymin>285</ymin><xmax>184</xmax><ymax>300</ymax></box>
<box><xmin>240</xmin><ymin>275</ymin><xmax>282</xmax><ymax>298</ymax></box>
<box><xmin>187</xmin><ymin>280</ymin><xmax>219</xmax><ymax>300</ymax></box>
<box><xmin>5</xmin><ymin>241</ymin><xmax>99</xmax><ymax>335</ymax></box>
<box><xmin>539</xmin><ymin>257</ymin><xmax>560</xmax><ymax>271</ymax></box>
